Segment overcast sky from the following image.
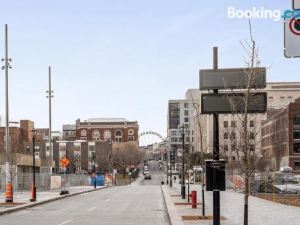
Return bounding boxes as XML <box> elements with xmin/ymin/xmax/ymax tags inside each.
<box><xmin>0</xmin><ymin>0</ymin><xmax>297</xmax><ymax>137</ymax></box>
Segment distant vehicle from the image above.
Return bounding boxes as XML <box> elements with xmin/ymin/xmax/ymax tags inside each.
<box><xmin>144</xmin><ymin>171</ymin><xmax>151</xmax><ymax>180</ymax></box>
<box><xmin>251</xmin><ymin>181</ymin><xmax>298</xmax><ymax>195</ymax></box>
<box><xmin>143</xmin><ymin>168</ymin><xmax>149</xmax><ymax>175</ymax></box>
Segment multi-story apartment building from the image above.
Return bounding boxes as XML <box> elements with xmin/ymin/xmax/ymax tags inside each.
<box><xmin>167</xmin><ymin>98</ymin><xmax>195</xmax><ymax>164</ymax></box>
<box><xmin>261</xmin><ymin>98</ymin><xmax>300</xmax><ymax>173</ymax></box>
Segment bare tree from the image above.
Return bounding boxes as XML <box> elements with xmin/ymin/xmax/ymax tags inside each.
<box><xmin>225</xmin><ymin>20</ymin><xmax>267</xmax><ymax>225</ymax></box>
<box><xmin>191</xmin><ymin>95</ymin><xmax>208</xmax><ymax>216</ymax></box>
<box><xmin>112</xmin><ymin>142</ymin><xmax>142</xmax><ymax>177</ymax></box>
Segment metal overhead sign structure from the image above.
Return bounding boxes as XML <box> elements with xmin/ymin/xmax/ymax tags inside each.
<box><xmin>284</xmin><ymin>8</ymin><xmax>300</xmax><ymax>57</ymax></box>
<box><xmin>293</xmin><ymin>0</ymin><xmax>300</xmax><ymax>9</ymax></box>
<box><xmin>200</xmin><ymin>68</ymin><xmax>266</xmax><ymax>90</ymax></box>
<box><xmin>201</xmin><ymin>92</ymin><xmax>267</xmax><ymax>114</ymax></box>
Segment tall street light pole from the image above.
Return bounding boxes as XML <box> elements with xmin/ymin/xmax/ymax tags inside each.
<box><xmin>30</xmin><ymin>129</ymin><xmax>37</xmax><ymax>202</ymax></box>
<box><xmin>46</xmin><ymin>66</ymin><xmax>54</xmax><ymax>174</ymax></box>
<box><xmin>179</xmin><ymin>125</ymin><xmax>186</xmax><ymax>199</ymax></box>
<box><xmin>212</xmin><ymin>47</ymin><xmax>220</xmax><ymax>225</ymax></box>
<box><xmin>2</xmin><ymin>24</ymin><xmax>13</xmax><ymax>203</ymax></box>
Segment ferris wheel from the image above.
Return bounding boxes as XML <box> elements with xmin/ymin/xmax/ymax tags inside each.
<box><xmin>138</xmin><ymin>131</ymin><xmax>166</xmax><ymax>147</ymax></box>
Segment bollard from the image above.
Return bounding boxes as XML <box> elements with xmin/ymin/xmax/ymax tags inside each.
<box><xmin>191</xmin><ymin>190</ymin><xmax>197</xmax><ymax>208</ymax></box>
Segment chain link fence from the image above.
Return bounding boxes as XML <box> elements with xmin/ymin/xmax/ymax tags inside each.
<box><xmin>0</xmin><ymin>173</ymin><xmax>92</xmax><ymax>192</ymax></box>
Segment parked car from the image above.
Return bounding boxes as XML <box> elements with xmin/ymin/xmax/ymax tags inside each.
<box><xmin>144</xmin><ymin>171</ymin><xmax>151</xmax><ymax>180</ymax></box>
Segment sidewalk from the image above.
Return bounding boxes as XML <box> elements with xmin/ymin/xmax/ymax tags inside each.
<box><xmin>0</xmin><ymin>185</ymin><xmax>108</xmax><ymax>215</ymax></box>
<box><xmin>162</xmin><ymin>182</ymin><xmax>300</xmax><ymax>225</ymax></box>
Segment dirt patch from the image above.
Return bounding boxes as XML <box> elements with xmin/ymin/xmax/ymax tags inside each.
<box><xmin>182</xmin><ymin>215</ymin><xmax>226</xmax><ymax>221</ymax></box>
<box><xmin>174</xmin><ymin>202</ymin><xmax>202</xmax><ymax>205</ymax></box>
<box><xmin>252</xmin><ymin>193</ymin><xmax>300</xmax><ymax>207</ymax></box>
<box><xmin>0</xmin><ymin>202</ymin><xmax>25</xmax><ymax>208</ymax></box>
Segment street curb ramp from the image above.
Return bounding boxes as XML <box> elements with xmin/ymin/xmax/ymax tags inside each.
<box><xmin>161</xmin><ymin>185</ymin><xmax>185</xmax><ymax>225</ymax></box>
<box><xmin>0</xmin><ymin>186</ymin><xmax>110</xmax><ymax>216</ymax></box>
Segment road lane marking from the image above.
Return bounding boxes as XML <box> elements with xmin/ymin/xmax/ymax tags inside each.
<box><xmin>58</xmin><ymin>219</ymin><xmax>73</xmax><ymax>225</ymax></box>
<box><xmin>104</xmin><ymin>198</ymin><xmax>110</xmax><ymax>202</ymax></box>
<box><xmin>87</xmin><ymin>206</ymin><xmax>97</xmax><ymax>212</ymax></box>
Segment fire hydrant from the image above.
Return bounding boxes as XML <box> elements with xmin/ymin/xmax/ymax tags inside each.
<box><xmin>190</xmin><ymin>190</ymin><xmax>197</xmax><ymax>208</ymax></box>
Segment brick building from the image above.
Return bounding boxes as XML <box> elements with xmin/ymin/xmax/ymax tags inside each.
<box><xmin>261</xmin><ymin>98</ymin><xmax>300</xmax><ymax>173</ymax></box>
<box><xmin>75</xmin><ymin>118</ymin><xmax>139</xmax><ymax>143</ymax></box>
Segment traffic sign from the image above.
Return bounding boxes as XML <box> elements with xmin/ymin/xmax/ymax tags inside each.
<box><xmin>200</xmin><ymin>68</ymin><xmax>266</xmax><ymax>90</ymax></box>
<box><xmin>293</xmin><ymin>0</ymin><xmax>300</xmax><ymax>9</ymax></box>
<box><xmin>60</xmin><ymin>157</ymin><xmax>70</xmax><ymax>168</ymax></box>
<box><xmin>201</xmin><ymin>92</ymin><xmax>267</xmax><ymax>114</ymax></box>
<box><xmin>284</xmin><ymin>14</ymin><xmax>300</xmax><ymax>57</ymax></box>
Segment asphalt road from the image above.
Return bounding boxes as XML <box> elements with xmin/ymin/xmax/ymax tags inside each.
<box><xmin>0</xmin><ymin>161</ymin><xmax>170</xmax><ymax>225</ymax></box>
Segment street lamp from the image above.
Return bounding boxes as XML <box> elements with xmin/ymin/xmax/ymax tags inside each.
<box><xmin>179</xmin><ymin>125</ymin><xmax>186</xmax><ymax>199</ymax></box>
<box><xmin>30</xmin><ymin>129</ymin><xmax>37</xmax><ymax>202</ymax></box>
<box><xmin>2</xmin><ymin>24</ymin><xmax>13</xmax><ymax>203</ymax></box>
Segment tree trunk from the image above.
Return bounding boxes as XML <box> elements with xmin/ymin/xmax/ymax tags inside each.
<box><xmin>244</xmin><ymin>173</ymin><xmax>249</xmax><ymax>225</ymax></box>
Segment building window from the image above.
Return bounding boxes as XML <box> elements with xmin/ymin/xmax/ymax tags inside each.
<box><xmin>184</xmin><ymin>103</ymin><xmax>189</xmax><ymax>108</ymax></box>
<box><xmin>294</xmin><ymin>143</ymin><xmax>300</xmax><ymax>153</ymax></box>
<box><xmin>184</xmin><ymin>117</ymin><xmax>189</xmax><ymax>123</ymax></box>
<box><xmin>186</xmin><ymin>137</ymin><xmax>190</xmax><ymax>142</ymax></box>
<box><xmin>288</xmin><ymin>96</ymin><xmax>293</xmax><ymax>100</ymax></box>
<box><xmin>224</xmin><ymin>145</ymin><xmax>228</xmax><ymax>151</ymax></box>
<box><xmin>231</xmin><ymin>144</ymin><xmax>236</xmax><ymax>151</ymax></box>
<box><xmin>294</xmin><ymin>116</ymin><xmax>300</xmax><ymax>126</ymax></box>
<box><xmin>93</xmin><ymin>130</ymin><xmax>100</xmax><ymax>138</ymax></box>
<box><xmin>171</xmin><ymin>131</ymin><xmax>177</xmax><ymax>136</ymax></box>
<box><xmin>224</xmin><ymin>121</ymin><xmax>228</xmax><ymax>128</ymax></box>
<box><xmin>80</xmin><ymin>137</ymin><xmax>87</xmax><ymax>140</ymax></box>
<box><xmin>250</xmin><ymin>145</ymin><xmax>255</xmax><ymax>151</ymax></box>
<box><xmin>104</xmin><ymin>130</ymin><xmax>112</xmax><ymax>140</ymax></box>
<box><xmin>115</xmin><ymin>130</ymin><xmax>122</xmax><ymax>142</ymax></box>
<box><xmin>171</xmin><ymin>137</ymin><xmax>177</xmax><ymax>142</ymax></box>
<box><xmin>294</xmin><ymin>162</ymin><xmax>300</xmax><ymax>170</ymax></box>
<box><xmin>128</xmin><ymin>129</ymin><xmax>134</xmax><ymax>136</ymax></box>
<box><xmin>230</xmin><ymin>132</ymin><xmax>236</xmax><ymax>139</ymax></box>
<box><xmin>128</xmin><ymin>136</ymin><xmax>134</xmax><ymax>141</ymax></box>
<box><xmin>170</xmin><ymin>103</ymin><xmax>179</xmax><ymax>110</ymax></box>
<box><xmin>250</xmin><ymin>120</ymin><xmax>254</xmax><ymax>128</ymax></box>
<box><xmin>184</xmin><ymin>110</ymin><xmax>189</xmax><ymax>116</ymax></box>
<box><xmin>115</xmin><ymin>137</ymin><xmax>122</xmax><ymax>142</ymax></box>
<box><xmin>231</xmin><ymin>121</ymin><xmax>236</xmax><ymax>128</ymax></box>
<box><xmin>231</xmin><ymin>156</ymin><xmax>236</xmax><ymax>161</ymax></box>
<box><xmin>81</xmin><ymin>130</ymin><xmax>87</xmax><ymax>136</ymax></box>
<box><xmin>250</xmin><ymin>132</ymin><xmax>255</xmax><ymax>139</ymax></box>
<box><xmin>224</xmin><ymin>133</ymin><xmax>228</xmax><ymax>140</ymax></box>
<box><xmin>280</xmin><ymin>96</ymin><xmax>285</xmax><ymax>101</ymax></box>
<box><xmin>294</xmin><ymin>131</ymin><xmax>300</xmax><ymax>139</ymax></box>
<box><xmin>269</xmin><ymin>96</ymin><xmax>274</xmax><ymax>101</ymax></box>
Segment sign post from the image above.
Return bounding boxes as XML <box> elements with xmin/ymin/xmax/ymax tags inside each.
<box><xmin>200</xmin><ymin>47</ymin><xmax>266</xmax><ymax>225</ymax></box>
<box><xmin>60</xmin><ymin>157</ymin><xmax>70</xmax><ymax>195</ymax></box>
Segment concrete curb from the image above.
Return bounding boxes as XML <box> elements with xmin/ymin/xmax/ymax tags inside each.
<box><xmin>161</xmin><ymin>185</ymin><xmax>185</xmax><ymax>225</ymax></box>
<box><xmin>0</xmin><ymin>186</ymin><xmax>110</xmax><ymax>216</ymax></box>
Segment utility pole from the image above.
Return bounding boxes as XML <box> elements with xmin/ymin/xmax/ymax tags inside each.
<box><xmin>180</xmin><ymin>125</ymin><xmax>186</xmax><ymax>199</ymax></box>
<box><xmin>212</xmin><ymin>47</ymin><xmax>220</xmax><ymax>225</ymax></box>
<box><xmin>2</xmin><ymin>24</ymin><xmax>13</xmax><ymax>202</ymax></box>
<box><xmin>46</xmin><ymin>66</ymin><xmax>54</xmax><ymax>174</ymax></box>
